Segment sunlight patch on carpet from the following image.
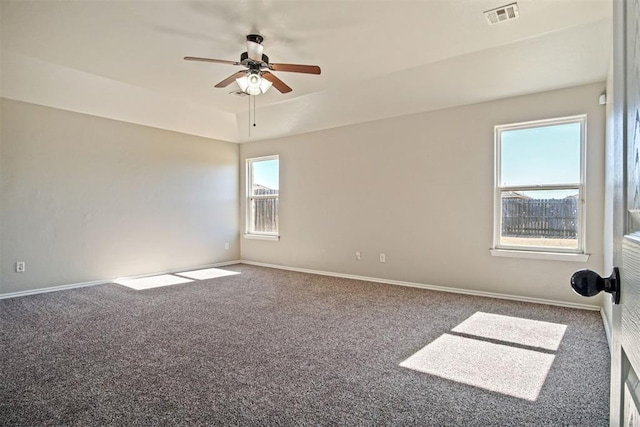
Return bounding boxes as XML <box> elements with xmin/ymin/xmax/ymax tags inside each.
<box><xmin>176</xmin><ymin>267</ymin><xmax>240</xmax><ymax>280</ymax></box>
<box><xmin>400</xmin><ymin>334</ymin><xmax>555</xmax><ymax>401</ymax></box>
<box><xmin>114</xmin><ymin>274</ymin><xmax>193</xmax><ymax>290</ymax></box>
<box><xmin>452</xmin><ymin>312</ymin><xmax>567</xmax><ymax>351</ymax></box>
<box><xmin>400</xmin><ymin>312</ymin><xmax>567</xmax><ymax>401</ymax></box>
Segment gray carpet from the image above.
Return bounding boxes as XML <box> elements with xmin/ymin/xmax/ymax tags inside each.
<box><xmin>1</xmin><ymin>264</ymin><xmax>610</xmax><ymax>426</ymax></box>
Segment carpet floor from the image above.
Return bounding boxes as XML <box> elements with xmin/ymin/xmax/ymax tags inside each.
<box><xmin>1</xmin><ymin>264</ymin><xmax>610</xmax><ymax>426</ymax></box>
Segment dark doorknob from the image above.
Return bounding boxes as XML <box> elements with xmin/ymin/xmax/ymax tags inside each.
<box><xmin>570</xmin><ymin>267</ymin><xmax>620</xmax><ymax>304</ymax></box>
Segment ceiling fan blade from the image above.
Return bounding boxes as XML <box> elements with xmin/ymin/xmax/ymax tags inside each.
<box><xmin>184</xmin><ymin>56</ymin><xmax>241</xmax><ymax>66</ymax></box>
<box><xmin>269</xmin><ymin>63</ymin><xmax>321</xmax><ymax>75</ymax></box>
<box><xmin>215</xmin><ymin>71</ymin><xmax>247</xmax><ymax>88</ymax></box>
<box><xmin>262</xmin><ymin>71</ymin><xmax>292</xmax><ymax>93</ymax></box>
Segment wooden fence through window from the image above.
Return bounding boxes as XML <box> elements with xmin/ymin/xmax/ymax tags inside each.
<box><xmin>252</xmin><ymin>187</ymin><xmax>278</xmax><ymax>233</ymax></box>
<box><xmin>502</xmin><ymin>198</ymin><xmax>578</xmax><ymax>238</ymax></box>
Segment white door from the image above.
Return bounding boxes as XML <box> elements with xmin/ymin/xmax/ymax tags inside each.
<box><xmin>610</xmin><ymin>0</ymin><xmax>640</xmax><ymax>425</ymax></box>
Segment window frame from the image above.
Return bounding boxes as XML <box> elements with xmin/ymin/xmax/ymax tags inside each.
<box><xmin>245</xmin><ymin>155</ymin><xmax>280</xmax><ymax>240</ymax></box>
<box><xmin>492</xmin><ymin>115</ymin><xmax>587</xmax><ymax>256</ymax></box>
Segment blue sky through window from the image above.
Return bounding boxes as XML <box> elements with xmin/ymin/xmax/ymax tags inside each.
<box><xmin>253</xmin><ymin>159</ymin><xmax>279</xmax><ymax>191</ymax></box>
<box><xmin>501</xmin><ymin>122</ymin><xmax>581</xmax><ymax>194</ymax></box>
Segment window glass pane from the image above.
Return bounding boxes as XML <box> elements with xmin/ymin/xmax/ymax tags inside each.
<box><xmin>250</xmin><ymin>198</ymin><xmax>279</xmax><ymax>233</ymax></box>
<box><xmin>501</xmin><ymin>122</ymin><xmax>581</xmax><ymax>186</ymax></box>
<box><xmin>500</xmin><ymin>189</ymin><xmax>579</xmax><ymax>250</ymax></box>
<box><xmin>247</xmin><ymin>156</ymin><xmax>279</xmax><ymax>235</ymax></box>
<box><xmin>252</xmin><ymin>159</ymin><xmax>279</xmax><ymax>195</ymax></box>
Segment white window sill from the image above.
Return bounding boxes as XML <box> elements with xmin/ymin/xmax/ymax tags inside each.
<box><xmin>244</xmin><ymin>233</ymin><xmax>280</xmax><ymax>241</ymax></box>
<box><xmin>490</xmin><ymin>249</ymin><xmax>590</xmax><ymax>262</ymax></box>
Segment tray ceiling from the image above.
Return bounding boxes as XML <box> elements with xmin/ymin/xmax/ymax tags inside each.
<box><xmin>0</xmin><ymin>0</ymin><xmax>611</xmax><ymax>142</ymax></box>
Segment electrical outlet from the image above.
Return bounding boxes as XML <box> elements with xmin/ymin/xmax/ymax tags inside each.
<box><xmin>225</xmin><ymin>243</ymin><xmax>230</xmax><ymax>250</ymax></box>
<box><xmin>16</xmin><ymin>262</ymin><xmax>25</xmax><ymax>273</ymax></box>
<box><xmin>356</xmin><ymin>251</ymin><xmax>361</xmax><ymax>260</ymax></box>
<box><xmin>379</xmin><ymin>253</ymin><xmax>386</xmax><ymax>263</ymax></box>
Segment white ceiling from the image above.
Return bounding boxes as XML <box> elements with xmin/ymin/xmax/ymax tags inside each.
<box><xmin>0</xmin><ymin>0</ymin><xmax>611</xmax><ymax>143</ymax></box>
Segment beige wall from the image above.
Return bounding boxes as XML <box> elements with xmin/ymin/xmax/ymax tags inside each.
<box><xmin>240</xmin><ymin>82</ymin><xmax>606</xmax><ymax>305</ymax></box>
<box><xmin>1</xmin><ymin>99</ymin><xmax>239</xmax><ymax>294</ymax></box>
<box><xmin>1</xmin><ymin>83</ymin><xmax>608</xmax><ymax>305</ymax></box>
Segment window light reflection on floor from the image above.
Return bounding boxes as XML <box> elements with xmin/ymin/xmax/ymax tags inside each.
<box><xmin>176</xmin><ymin>267</ymin><xmax>240</xmax><ymax>280</ymax></box>
<box><xmin>114</xmin><ymin>274</ymin><xmax>193</xmax><ymax>290</ymax></box>
<box><xmin>452</xmin><ymin>312</ymin><xmax>567</xmax><ymax>351</ymax></box>
<box><xmin>400</xmin><ymin>312</ymin><xmax>567</xmax><ymax>401</ymax></box>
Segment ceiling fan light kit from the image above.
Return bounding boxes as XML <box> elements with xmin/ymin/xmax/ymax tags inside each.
<box><xmin>184</xmin><ymin>34</ymin><xmax>321</xmax><ymax>96</ymax></box>
<box><xmin>236</xmin><ymin>72</ymin><xmax>273</xmax><ymax>95</ymax></box>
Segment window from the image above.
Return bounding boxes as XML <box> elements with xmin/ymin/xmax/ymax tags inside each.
<box><xmin>493</xmin><ymin>115</ymin><xmax>586</xmax><ymax>255</ymax></box>
<box><xmin>246</xmin><ymin>155</ymin><xmax>279</xmax><ymax>239</ymax></box>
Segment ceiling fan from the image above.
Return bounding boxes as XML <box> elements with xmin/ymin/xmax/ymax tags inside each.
<box><xmin>184</xmin><ymin>34</ymin><xmax>321</xmax><ymax>95</ymax></box>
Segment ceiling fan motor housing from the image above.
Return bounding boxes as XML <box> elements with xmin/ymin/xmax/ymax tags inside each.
<box><xmin>240</xmin><ymin>52</ymin><xmax>269</xmax><ymax>69</ymax></box>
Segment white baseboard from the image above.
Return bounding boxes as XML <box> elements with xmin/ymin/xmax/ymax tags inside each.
<box><xmin>240</xmin><ymin>260</ymin><xmax>602</xmax><ymax>311</ymax></box>
<box><xmin>0</xmin><ymin>279</ymin><xmax>107</xmax><ymax>300</ymax></box>
<box><xmin>2</xmin><ymin>259</ymin><xmax>603</xmax><ymax>313</ymax></box>
<box><xmin>0</xmin><ymin>260</ymin><xmax>242</xmax><ymax>299</ymax></box>
<box><xmin>110</xmin><ymin>260</ymin><xmax>242</xmax><ymax>282</ymax></box>
<box><xmin>600</xmin><ymin>308</ymin><xmax>613</xmax><ymax>353</ymax></box>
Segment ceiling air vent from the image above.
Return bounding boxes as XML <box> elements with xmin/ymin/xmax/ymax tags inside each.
<box><xmin>484</xmin><ymin>3</ymin><xmax>519</xmax><ymax>25</ymax></box>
